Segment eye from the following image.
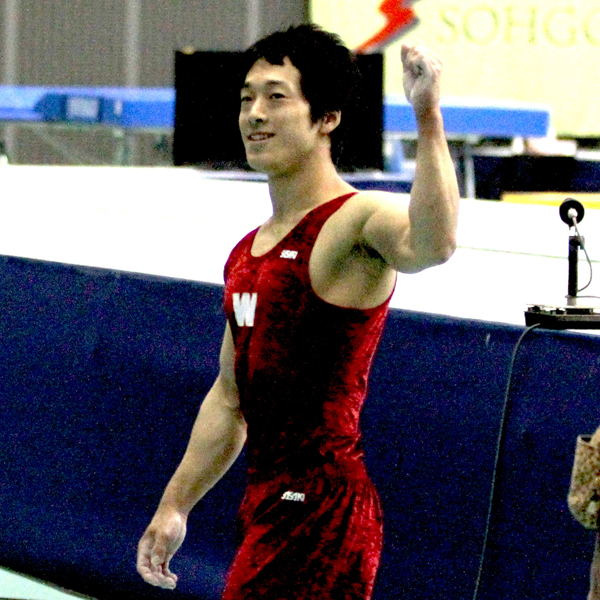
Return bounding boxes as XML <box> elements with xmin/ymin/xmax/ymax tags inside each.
<box><xmin>270</xmin><ymin>93</ymin><xmax>285</xmax><ymax>100</ymax></box>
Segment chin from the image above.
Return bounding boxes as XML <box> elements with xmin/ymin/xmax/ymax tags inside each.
<box><xmin>246</xmin><ymin>154</ymin><xmax>279</xmax><ymax>175</ymax></box>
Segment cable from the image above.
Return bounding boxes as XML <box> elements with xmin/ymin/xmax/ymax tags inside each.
<box><xmin>471</xmin><ymin>323</ymin><xmax>541</xmax><ymax>600</ymax></box>
<box><xmin>572</xmin><ymin>218</ymin><xmax>593</xmax><ymax>294</ymax></box>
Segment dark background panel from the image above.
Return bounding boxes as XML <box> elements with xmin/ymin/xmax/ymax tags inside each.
<box><xmin>474</xmin><ymin>155</ymin><xmax>600</xmax><ymax>200</ymax></box>
<box><xmin>173</xmin><ymin>51</ymin><xmax>383</xmax><ymax>172</ymax></box>
<box><xmin>0</xmin><ymin>255</ymin><xmax>598</xmax><ymax>599</ymax></box>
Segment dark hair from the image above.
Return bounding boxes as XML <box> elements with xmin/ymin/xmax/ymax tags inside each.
<box><xmin>241</xmin><ymin>24</ymin><xmax>362</xmax><ymax>164</ymax></box>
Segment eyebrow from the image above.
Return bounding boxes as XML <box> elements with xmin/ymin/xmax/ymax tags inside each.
<box><xmin>241</xmin><ymin>79</ymin><xmax>289</xmax><ymax>91</ymax></box>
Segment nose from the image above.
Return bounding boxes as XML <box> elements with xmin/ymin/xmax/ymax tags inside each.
<box><xmin>247</xmin><ymin>97</ymin><xmax>267</xmax><ymax>126</ymax></box>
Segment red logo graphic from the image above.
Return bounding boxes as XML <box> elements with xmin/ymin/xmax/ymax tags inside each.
<box><xmin>355</xmin><ymin>0</ymin><xmax>419</xmax><ymax>54</ymax></box>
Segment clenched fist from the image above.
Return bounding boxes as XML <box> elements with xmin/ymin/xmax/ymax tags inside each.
<box><xmin>401</xmin><ymin>43</ymin><xmax>442</xmax><ymax>119</ymax></box>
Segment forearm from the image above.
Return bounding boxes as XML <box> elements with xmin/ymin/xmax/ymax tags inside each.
<box><xmin>591</xmin><ymin>425</ymin><xmax>600</xmax><ymax>446</ymax></box>
<box><xmin>157</xmin><ymin>380</ymin><xmax>247</xmax><ymax>516</ymax></box>
<box><xmin>409</xmin><ymin>109</ymin><xmax>459</xmax><ymax>266</ymax></box>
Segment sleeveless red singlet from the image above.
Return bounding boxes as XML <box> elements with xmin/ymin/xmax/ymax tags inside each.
<box><xmin>221</xmin><ymin>193</ymin><xmax>392</xmax><ymax>600</ymax></box>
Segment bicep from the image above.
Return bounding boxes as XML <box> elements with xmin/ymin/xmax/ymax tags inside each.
<box><xmin>360</xmin><ymin>194</ymin><xmax>418</xmax><ymax>273</ymax></box>
<box><xmin>189</xmin><ymin>322</ymin><xmax>244</xmax><ymax>443</ymax></box>
<box><xmin>214</xmin><ymin>321</ymin><xmax>240</xmax><ymax>409</ymax></box>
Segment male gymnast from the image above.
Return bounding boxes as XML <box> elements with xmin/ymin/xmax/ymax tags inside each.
<box><xmin>137</xmin><ymin>24</ymin><xmax>459</xmax><ymax>599</ymax></box>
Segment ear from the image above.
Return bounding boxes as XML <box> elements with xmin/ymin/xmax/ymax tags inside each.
<box><xmin>318</xmin><ymin>111</ymin><xmax>341</xmax><ymax>135</ymax></box>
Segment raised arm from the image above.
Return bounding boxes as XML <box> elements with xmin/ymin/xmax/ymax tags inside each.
<box><xmin>362</xmin><ymin>43</ymin><xmax>459</xmax><ymax>274</ymax></box>
<box><xmin>136</xmin><ymin>322</ymin><xmax>246</xmax><ymax>590</ymax></box>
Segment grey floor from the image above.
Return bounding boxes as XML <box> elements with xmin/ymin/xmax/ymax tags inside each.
<box><xmin>0</xmin><ymin>568</ymin><xmax>94</xmax><ymax>600</ymax></box>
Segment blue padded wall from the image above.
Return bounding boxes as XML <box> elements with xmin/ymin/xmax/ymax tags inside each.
<box><xmin>0</xmin><ymin>255</ymin><xmax>241</xmax><ymax>599</ymax></box>
<box><xmin>0</xmin><ymin>255</ymin><xmax>599</xmax><ymax>599</ymax></box>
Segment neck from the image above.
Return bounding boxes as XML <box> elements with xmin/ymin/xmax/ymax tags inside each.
<box><xmin>266</xmin><ymin>153</ymin><xmax>354</xmax><ymax>223</ymax></box>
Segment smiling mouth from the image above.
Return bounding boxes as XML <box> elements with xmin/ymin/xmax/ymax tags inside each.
<box><xmin>247</xmin><ymin>133</ymin><xmax>274</xmax><ymax>142</ymax></box>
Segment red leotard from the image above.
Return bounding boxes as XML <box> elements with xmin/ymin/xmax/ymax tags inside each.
<box><xmin>221</xmin><ymin>193</ymin><xmax>392</xmax><ymax>600</ymax></box>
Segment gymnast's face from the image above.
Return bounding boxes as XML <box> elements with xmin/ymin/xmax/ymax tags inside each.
<box><xmin>239</xmin><ymin>57</ymin><xmax>331</xmax><ymax>176</ymax></box>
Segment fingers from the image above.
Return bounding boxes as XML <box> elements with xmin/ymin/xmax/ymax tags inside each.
<box><xmin>401</xmin><ymin>43</ymin><xmax>442</xmax><ymax>79</ymax></box>
<box><xmin>137</xmin><ymin>531</ymin><xmax>178</xmax><ymax>590</ymax></box>
<box><xmin>401</xmin><ymin>42</ymin><xmax>443</xmax><ymax>115</ymax></box>
<box><xmin>402</xmin><ymin>42</ymin><xmax>439</xmax><ymax>63</ymax></box>
<box><xmin>137</xmin><ymin>508</ymin><xmax>187</xmax><ymax>590</ymax></box>
<box><xmin>152</xmin><ymin>550</ymin><xmax>179</xmax><ymax>589</ymax></box>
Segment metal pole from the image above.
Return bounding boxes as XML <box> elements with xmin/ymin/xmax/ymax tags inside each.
<box><xmin>567</xmin><ymin>233</ymin><xmax>581</xmax><ymax>301</ymax></box>
<box><xmin>246</xmin><ymin>0</ymin><xmax>261</xmax><ymax>48</ymax></box>
<box><xmin>4</xmin><ymin>0</ymin><xmax>18</xmax><ymax>84</ymax></box>
<box><xmin>3</xmin><ymin>0</ymin><xmax>19</xmax><ymax>161</ymax></box>
<box><xmin>124</xmin><ymin>0</ymin><xmax>141</xmax><ymax>87</ymax></box>
<box><xmin>123</xmin><ymin>0</ymin><xmax>142</xmax><ymax>165</ymax></box>
<box><xmin>463</xmin><ymin>138</ymin><xmax>477</xmax><ymax>200</ymax></box>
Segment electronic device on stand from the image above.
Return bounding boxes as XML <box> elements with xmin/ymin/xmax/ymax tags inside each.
<box><xmin>525</xmin><ymin>198</ymin><xmax>600</xmax><ymax>329</ymax></box>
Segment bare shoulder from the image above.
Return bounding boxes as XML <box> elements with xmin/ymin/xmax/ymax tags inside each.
<box><xmin>311</xmin><ymin>190</ymin><xmax>401</xmax><ymax>308</ymax></box>
<box><xmin>344</xmin><ymin>190</ymin><xmax>409</xmax><ymax>222</ymax></box>
<box><xmin>330</xmin><ymin>190</ymin><xmax>409</xmax><ymax>241</ymax></box>
<box><xmin>353</xmin><ymin>189</ymin><xmax>405</xmax><ymax>203</ymax></box>
<box><xmin>332</xmin><ymin>189</ymin><xmax>419</xmax><ymax>274</ymax></box>
<box><xmin>315</xmin><ymin>190</ymin><xmax>408</xmax><ymax>259</ymax></box>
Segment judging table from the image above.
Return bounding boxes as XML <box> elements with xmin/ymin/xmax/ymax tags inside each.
<box><xmin>0</xmin><ymin>86</ymin><xmax>174</xmax><ymax>128</ymax></box>
<box><xmin>0</xmin><ymin>86</ymin><xmax>551</xmax><ymax>195</ymax></box>
<box><xmin>385</xmin><ymin>95</ymin><xmax>551</xmax><ymax>197</ymax></box>
<box><xmin>0</xmin><ymin>86</ymin><xmax>174</xmax><ymax>165</ymax></box>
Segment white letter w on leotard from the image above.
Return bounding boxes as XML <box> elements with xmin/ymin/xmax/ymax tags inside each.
<box><xmin>232</xmin><ymin>292</ymin><xmax>257</xmax><ymax>327</ymax></box>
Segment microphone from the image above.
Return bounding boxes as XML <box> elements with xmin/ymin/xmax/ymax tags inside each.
<box><xmin>560</xmin><ymin>197</ymin><xmax>585</xmax><ymax>226</ymax></box>
<box><xmin>558</xmin><ymin>198</ymin><xmax>587</xmax><ymax>301</ymax></box>
<box><xmin>525</xmin><ymin>196</ymin><xmax>600</xmax><ymax>327</ymax></box>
